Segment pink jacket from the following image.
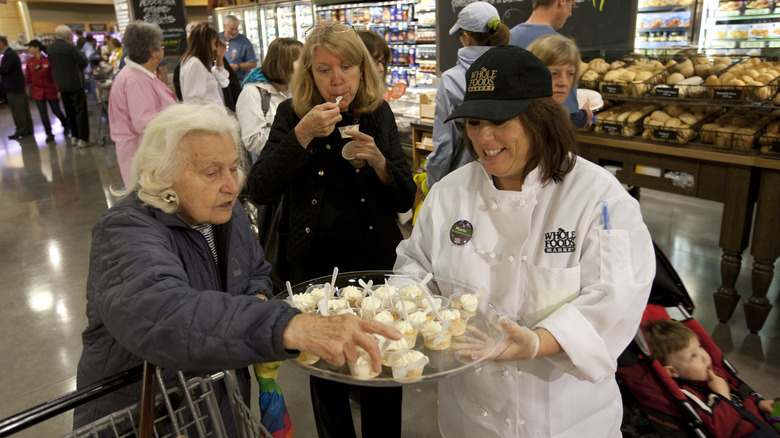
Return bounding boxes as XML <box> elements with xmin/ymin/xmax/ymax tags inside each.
<box><xmin>108</xmin><ymin>60</ymin><xmax>177</xmax><ymax>185</ymax></box>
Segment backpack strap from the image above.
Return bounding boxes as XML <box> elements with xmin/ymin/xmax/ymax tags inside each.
<box><xmin>254</xmin><ymin>84</ymin><xmax>271</xmax><ymax>116</ymax></box>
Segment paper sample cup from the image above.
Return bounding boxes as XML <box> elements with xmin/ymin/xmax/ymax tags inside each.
<box><xmin>390</xmin><ymin>350</ymin><xmax>429</xmax><ymax>381</ymax></box>
<box><xmin>451</xmin><ymin>292</ymin><xmax>479</xmax><ymax>317</ymax></box>
<box><xmin>295</xmin><ymin>350</ymin><xmax>320</xmax><ymax>365</ymax></box>
<box><xmin>422</xmin><ymin>320</ymin><xmax>454</xmax><ymax>351</ymax></box>
<box><xmin>341</xmin><ymin>141</ymin><xmax>366</xmax><ymax>168</ymax></box>
<box><xmin>439</xmin><ymin>309</ymin><xmax>470</xmax><ymax>336</ymax></box>
<box><xmin>347</xmin><ymin>348</ymin><xmax>380</xmax><ymax>379</ymax></box>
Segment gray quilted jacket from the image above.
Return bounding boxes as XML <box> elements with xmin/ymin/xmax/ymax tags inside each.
<box><xmin>73</xmin><ymin>193</ymin><xmax>299</xmax><ymax>434</ymax></box>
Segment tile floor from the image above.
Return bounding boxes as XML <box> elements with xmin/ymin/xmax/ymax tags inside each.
<box><xmin>0</xmin><ymin>102</ymin><xmax>777</xmax><ymax>437</ymax></box>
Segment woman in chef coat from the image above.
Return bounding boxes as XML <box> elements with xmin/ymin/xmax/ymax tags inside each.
<box><xmin>395</xmin><ymin>45</ymin><xmax>655</xmax><ymax>437</ymax></box>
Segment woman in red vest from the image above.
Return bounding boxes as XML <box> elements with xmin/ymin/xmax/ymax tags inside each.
<box><xmin>25</xmin><ymin>39</ymin><xmax>68</xmax><ymax>143</ymax></box>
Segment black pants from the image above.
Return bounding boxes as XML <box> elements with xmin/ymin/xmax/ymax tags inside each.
<box><xmin>61</xmin><ymin>89</ymin><xmax>89</xmax><ymax>141</ymax></box>
<box><xmin>310</xmin><ymin>376</ymin><xmax>402</xmax><ymax>438</ymax></box>
<box><xmin>7</xmin><ymin>92</ymin><xmax>33</xmax><ymax>136</ymax></box>
<box><xmin>34</xmin><ymin>99</ymin><xmax>68</xmax><ymax>136</ymax></box>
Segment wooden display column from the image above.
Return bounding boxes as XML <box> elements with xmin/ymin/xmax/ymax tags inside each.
<box><xmin>713</xmin><ymin>166</ymin><xmax>755</xmax><ymax>323</ymax></box>
<box><xmin>745</xmin><ymin>168</ymin><xmax>780</xmax><ymax>333</ymax></box>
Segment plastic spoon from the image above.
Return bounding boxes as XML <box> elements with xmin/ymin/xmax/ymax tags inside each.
<box><xmin>330</xmin><ymin>267</ymin><xmax>339</xmax><ymax>295</ymax></box>
<box><xmin>392</xmin><ymin>353</ymin><xmax>429</xmax><ymax>379</ymax></box>
<box><xmin>335</xmin><ymin>96</ymin><xmax>342</xmax><ymax>105</ymax></box>
<box><xmin>423</xmin><ymin>294</ymin><xmax>444</xmax><ymax>322</ymax></box>
<box><xmin>433</xmin><ymin>319</ymin><xmax>453</xmax><ymax>348</ymax></box>
<box><xmin>399</xmin><ymin>299</ymin><xmax>409</xmax><ymax>321</ymax></box>
<box><xmin>286</xmin><ymin>281</ymin><xmax>293</xmax><ymax>300</ymax></box>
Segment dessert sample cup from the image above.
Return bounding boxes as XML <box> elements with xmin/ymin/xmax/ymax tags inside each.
<box><xmin>422</xmin><ymin>320</ymin><xmax>454</xmax><ymax>351</ymax></box>
<box><xmin>390</xmin><ymin>350</ymin><xmax>429</xmax><ymax>381</ymax></box>
<box><xmin>341</xmin><ymin>141</ymin><xmax>366</xmax><ymax>168</ymax></box>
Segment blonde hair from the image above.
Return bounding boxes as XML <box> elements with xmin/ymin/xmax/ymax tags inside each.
<box><xmin>290</xmin><ymin>21</ymin><xmax>385</xmax><ymax>117</ymax></box>
<box><xmin>112</xmin><ymin>103</ymin><xmax>246</xmax><ymax>213</ymax></box>
<box><xmin>642</xmin><ymin>319</ymin><xmax>697</xmax><ymax>366</ymax></box>
<box><xmin>527</xmin><ymin>34</ymin><xmax>584</xmax><ymax>82</ymax></box>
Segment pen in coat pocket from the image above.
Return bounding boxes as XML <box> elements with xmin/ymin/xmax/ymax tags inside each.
<box><xmin>602</xmin><ymin>200</ymin><xmax>610</xmax><ymax>234</ymax></box>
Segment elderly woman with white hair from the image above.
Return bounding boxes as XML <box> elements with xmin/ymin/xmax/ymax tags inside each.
<box><xmin>74</xmin><ymin>103</ymin><xmax>400</xmax><ymax>435</ymax></box>
<box><xmin>108</xmin><ymin>20</ymin><xmax>177</xmax><ymax>186</ymax></box>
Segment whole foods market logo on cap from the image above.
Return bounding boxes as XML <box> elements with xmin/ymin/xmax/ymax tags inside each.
<box><xmin>467</xmin><ymin>67</ymin><xmax>497</xmax><ymax>93</ymax></box>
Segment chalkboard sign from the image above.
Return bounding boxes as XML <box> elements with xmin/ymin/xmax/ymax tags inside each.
<box><xmin>438</xmin><ymin>0</ymin><xmax>638</xmax><ymax>72</ymax></box>
<box><xmin>130</xmin><ymin>0</ymin><xmax>188</xmax><ymax>55</ymax></box>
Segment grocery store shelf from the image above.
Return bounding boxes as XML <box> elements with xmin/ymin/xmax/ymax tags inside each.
<box><xmin>711</xmin><ymin>13</ymin><xmax>780</xmax><ymax>21</ymax></box>
<box><xmin>638</xmin><ymin>6</ymin><xmax>692</xmax><ymax>12</ymax></box>
<box><xmin>637</xmin><ymin>26</ymin><xmax>690</xmax><ymax>32</ymax></box>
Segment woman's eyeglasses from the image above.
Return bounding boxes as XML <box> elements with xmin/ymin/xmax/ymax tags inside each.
<box><xmin>304</xmin><ymin>22</ymin><xmax>355</xmax><ymax>39</ymax></box>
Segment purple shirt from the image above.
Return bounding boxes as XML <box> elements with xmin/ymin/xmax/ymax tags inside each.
<box><xmin>108</xmin><ymin>59</ymin><xmax>177</xmax><ymax>185</ymax></box>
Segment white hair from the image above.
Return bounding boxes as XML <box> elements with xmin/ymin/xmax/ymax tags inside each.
<box><xmin>55</xmin><ymin>25</ymin><xmax>72</xmax><ymax>40</ymax></box>
<box><xmin>112</xmin><ymin>103</ymin><xmax>246</xmax><ymax>213</ymax></box>
<box><xmin>224</xmin><ymin>15</ymin><xmax>240</xmax><ymax>25</ymax></box>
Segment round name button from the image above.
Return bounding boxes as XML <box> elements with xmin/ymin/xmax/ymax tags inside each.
<box><xmin>450</xmin><ymin>220</ymin><xmax>473</xmax><ymax>245</ymax></box>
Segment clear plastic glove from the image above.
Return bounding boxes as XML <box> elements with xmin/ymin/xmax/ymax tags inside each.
<box><xmin>451</xmin><ymin>317</ymin><xmax>540</xmax><ymax>362</ymax></box>
<box><xmin>498</xmin><ymin>317</ymin><xmax>540</xmax><ymax>360</ymax></box>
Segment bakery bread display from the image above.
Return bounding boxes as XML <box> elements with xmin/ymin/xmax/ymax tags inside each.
<box><xmin>641</xmin><ymin>104</ymin><xmax>720</xmax><ymax>144</ymax></box>
<box><xmin>701</xmin><ymin>108</ymin><xmax>778</xmax><ymax>150</ymax></box>
<box><xmin>593</xmin><ymin>102</ymin><xmax>657</xmax><ymax>137</ymax></box>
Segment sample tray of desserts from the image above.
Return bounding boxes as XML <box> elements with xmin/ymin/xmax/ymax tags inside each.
<box><xmin>274</xmin><ymin>270</ymin><xmax>508</xmax><ymax>386</ymax></box>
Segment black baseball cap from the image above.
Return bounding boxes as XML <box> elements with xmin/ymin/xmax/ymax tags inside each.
<box><xmin>26</xmin><ymin>40</ymin><xmax>45</xmax><ymax>49</ymax></box>
<box><xmin>445</xmin><ymin>45</ymin><xmax>552</xmax><ymax>123</ymax></box>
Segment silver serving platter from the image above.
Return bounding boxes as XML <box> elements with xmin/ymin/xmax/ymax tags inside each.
<box><xmin>275</xmin><ymin>271</ymin><xmax>508</xmax><ymax>386</ymax></box>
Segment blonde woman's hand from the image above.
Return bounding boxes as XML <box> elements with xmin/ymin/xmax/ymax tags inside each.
<box><xmin>345</xmin><ymin>129</ymin><xmax>391</xmax><ymax>184</ymax></box>
<box><xmin>295</xmin><ymin>102</ymin><xmax>342</xmax><ymax>148</ymax></box>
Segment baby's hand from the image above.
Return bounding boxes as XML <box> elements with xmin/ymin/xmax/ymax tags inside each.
<box><xmin>757</xmin><ymin>399</ymin><xmax>775</xmax><ymax>414</ymax></box>
<box><xmin>706</xmin><ymin>369</ymin><xmax>731</xmax><ymax>400</ymax></box>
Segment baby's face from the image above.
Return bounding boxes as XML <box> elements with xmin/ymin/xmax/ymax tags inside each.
<box><xmin>665</xmin><ymin>335</ymin><xmax>712</xmax><ymax>382</ymax></box>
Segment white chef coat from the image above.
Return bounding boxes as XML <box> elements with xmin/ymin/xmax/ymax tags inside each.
<box><xmin>395</xmin><ymin>157</ymin><xmax>655</xmax><ymax>437</ymax></box>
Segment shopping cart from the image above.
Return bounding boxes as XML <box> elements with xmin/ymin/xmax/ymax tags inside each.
<box><xmin>91</xmin><ymin>64</ymin><xmax>114</xmax><ymax>146</ymax></box>
<box><xmin>0</xmin><ymin>363</ymin><xmax>272</xmax><ymax>438</ymax></box>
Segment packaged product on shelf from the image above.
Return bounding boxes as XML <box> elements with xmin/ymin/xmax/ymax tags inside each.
<box><xmin>717</xmin><ymin>1</ymin><xmax>745</xmax><ymax>16</ymax></box>
<box><xmin>749</xmin><ymin>23</ymin><xmax>772</xmax><ymax>39</ymax></box>
<box><xmin>727</xmin><ymin>24</ymin><xmax>749</xmax><ymax>39</ymax></box>
<box><xmin>744</xmin><ymin>0</ymin><xmax>773</xmax><ymax>14</ymax></box>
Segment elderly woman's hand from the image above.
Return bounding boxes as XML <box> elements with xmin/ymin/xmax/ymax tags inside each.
<box><xmin>282</xmin><ymin>313</ymin><xmax>401</xmax><ymax>372</ymax></box>
<box><xmin>295</xmin><ymin>102</ymin><xmax>342</xmax><ymax>148</ymax></box>
<box><xmin>346</xmin><ymin>129</ymin><xmax>392</xmax><ymax>184</ymax></box>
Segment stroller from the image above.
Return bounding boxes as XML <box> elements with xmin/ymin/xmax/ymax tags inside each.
<box><xmin>617</xmin><ymin>242</ymin><xmax>779</xmax><ymax>438</ymax></box>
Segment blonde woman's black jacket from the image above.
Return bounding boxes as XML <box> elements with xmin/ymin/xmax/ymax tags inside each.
<box><xmin>247</xmin><ymin>99</ymin><xmax>415</xmax><ymax>281</ymax></box>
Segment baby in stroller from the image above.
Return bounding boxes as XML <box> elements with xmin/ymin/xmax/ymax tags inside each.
<box><xmin>616</xmin><ymin>241</ymin><xmax>779</xmax><ymax>437</ymax></box>
<box><xmin>643</xmin><ymin>318</ymin><xmax>778</xmax><ymax>437</ymax></box>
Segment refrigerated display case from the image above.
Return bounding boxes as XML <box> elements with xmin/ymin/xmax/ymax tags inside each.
<box><xmin>216</xmin><ymin>0</ymin><xmax>314</xmax><ymax>62</ymax></box>
<box><xmin>313</xmin><ymin>0</ymin><xmax>437</xmax><ymax>90</ymax></box>
<box><xmin>216</xmin><ymin>7</ymin><xmax>261</xmax><ymax>60</ymax></box>
<box><xmin>635</xmin><ymin>0</ymin><xmax>701</xmax><ymax>55</ymax></box>
<box><xmin>698</xmin><ymin>0</ymin><xmax>780</xmax><ymax>56</ymax></box>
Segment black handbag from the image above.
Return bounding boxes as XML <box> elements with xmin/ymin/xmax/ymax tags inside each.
<box><xmin>241</xmin><ymin>195</ymin><xmax>288</xmax><ymax>293</ymax></box>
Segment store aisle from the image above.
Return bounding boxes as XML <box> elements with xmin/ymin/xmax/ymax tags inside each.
<box><xmin>0</xmin><ymin>102</ymin><xmax>777</xmax><ymax>437</ymax></box>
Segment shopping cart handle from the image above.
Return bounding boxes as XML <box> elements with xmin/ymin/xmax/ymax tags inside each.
<box><xmin>0</xmin><ymin>364</ymin><xmax>144</xmax><ymax>437</ymax></box>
